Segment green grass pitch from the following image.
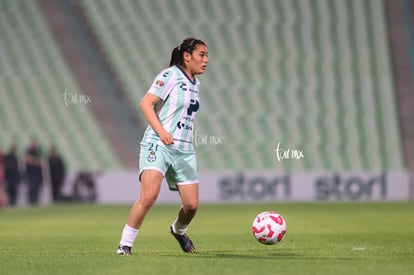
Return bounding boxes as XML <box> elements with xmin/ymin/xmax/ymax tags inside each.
<box><xmin>1</xmin><ymin>202</ymin><xmax>413</xmax><ymax>274</ymax></box>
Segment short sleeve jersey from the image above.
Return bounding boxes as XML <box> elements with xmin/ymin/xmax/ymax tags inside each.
<box><xmin>142</xmin><ymin>65</ymin><xmax>200</xmax><ymax>151</ymax></box>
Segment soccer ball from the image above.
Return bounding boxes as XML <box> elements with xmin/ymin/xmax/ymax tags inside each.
<box><xmin>252</xmin><ymin>211</ymin><xmax>287</xmax><ymax>245</ymax></box>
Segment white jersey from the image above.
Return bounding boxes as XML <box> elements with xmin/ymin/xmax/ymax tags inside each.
<box><xmin>142</xmin><ymin>65</ymin><xmax>200</xmax><ymax>151</ymax></box>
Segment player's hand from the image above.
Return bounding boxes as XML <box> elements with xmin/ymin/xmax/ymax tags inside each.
<box><xmin>159</xmin><ymin>130</ymin><xmax>174</xmax><ymax>145</ymax></box>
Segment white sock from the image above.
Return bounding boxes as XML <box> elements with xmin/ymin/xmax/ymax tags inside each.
<box><xmin>172</xmin><ymin>219</ymin><xmax>188</xmax><ymax>236</ymax></box>
<box><xmin>120</xmin><ymin>224</ymin><xmax>139</xmax><ymax>247</ymax></box>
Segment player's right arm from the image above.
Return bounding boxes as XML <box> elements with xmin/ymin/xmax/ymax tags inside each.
<box><xmin>139</xmin><ymin>93</ymin><xmax>174</xmax><ymax>145</ymax></box>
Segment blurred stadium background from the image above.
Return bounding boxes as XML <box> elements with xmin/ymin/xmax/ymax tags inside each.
<box><xmin>0</xmin><ymin>0</ymin><xmax>413</xmax><ymax>205</ymax></box>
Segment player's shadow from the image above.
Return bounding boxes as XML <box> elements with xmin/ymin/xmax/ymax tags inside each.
<box><xmin>200</xmin><ymin>252</ymin><xmax>299</xmax><ymax>260</ymax></box>
<box><xmin>165</xmin><ymin>250</ymin><xmax>357</xmax><ymax>261</ymax></box>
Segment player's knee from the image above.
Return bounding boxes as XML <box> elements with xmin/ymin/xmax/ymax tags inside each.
<box><xmin>139</xmin><ymin>195</ymin><xmax>158</xmax><ymax>210</ymax></box>
<box><xmin>183</xmin><ymin>201</ymin><xmax>198</xmax><ymax>213</ymax></box>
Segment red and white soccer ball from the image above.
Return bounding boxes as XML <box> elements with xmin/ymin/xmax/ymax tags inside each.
<box><xmin>252</xmin><ymin>211</ymin><xmax>287</xmax><ymax>245</ymax></box>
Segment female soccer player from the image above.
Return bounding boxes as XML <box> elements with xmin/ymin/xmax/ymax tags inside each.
<box><xmin>117</xmin><ymin>38</ymin><xmax>208</xmax><ymax>255</ymax></box>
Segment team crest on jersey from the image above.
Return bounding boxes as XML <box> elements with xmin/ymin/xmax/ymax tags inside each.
<box><xmin>147</xmin><ymin>151</ymin><xmax>157</xmax><ymax>162</ymax></box>
<box><xmin>155</xmin><ymin>80</ymin><xmax>164</xmax><ymax>87</ymax></box>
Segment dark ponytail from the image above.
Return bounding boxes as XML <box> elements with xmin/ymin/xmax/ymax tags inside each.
<box><xmin>169</xmin><ymin>46</ymin><xmax>181</xmax><ymax>67</ymax></box>
<box><xmin>168</xmin><ymin>37</ymin><xmax>207</xmax><ymax>67</ymax></box>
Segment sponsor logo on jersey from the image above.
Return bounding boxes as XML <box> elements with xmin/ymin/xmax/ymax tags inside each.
<box><xmin>155</xmin><ymin>80</ymin><xmax>164</xmax><ymax>87</ymax></box>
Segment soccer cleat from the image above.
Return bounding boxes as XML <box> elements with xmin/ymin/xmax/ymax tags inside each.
<box><xmin>170</xmin><ymin>226</ymin><xmax>196</xmax><ymax>253</ymax></box>
<box><xmin>117</xmin><ymin>245</ymin><xmax>132</xmax><ymax>255</ymax></box>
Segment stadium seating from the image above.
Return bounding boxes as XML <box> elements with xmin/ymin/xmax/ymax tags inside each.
<box><xmin>0</xmin><ymin>0</ymin><xmax>404</xmax><ymax>171</ymax></box>
<box><xmin>0</xmin><ymin>0</ymin><xmax>121</xmax><ymax>170</ymax></box>
<box><xmin>79</xmin><ymin>0</ymin><xmax>403</xmax><ymax>170</ymax></box>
